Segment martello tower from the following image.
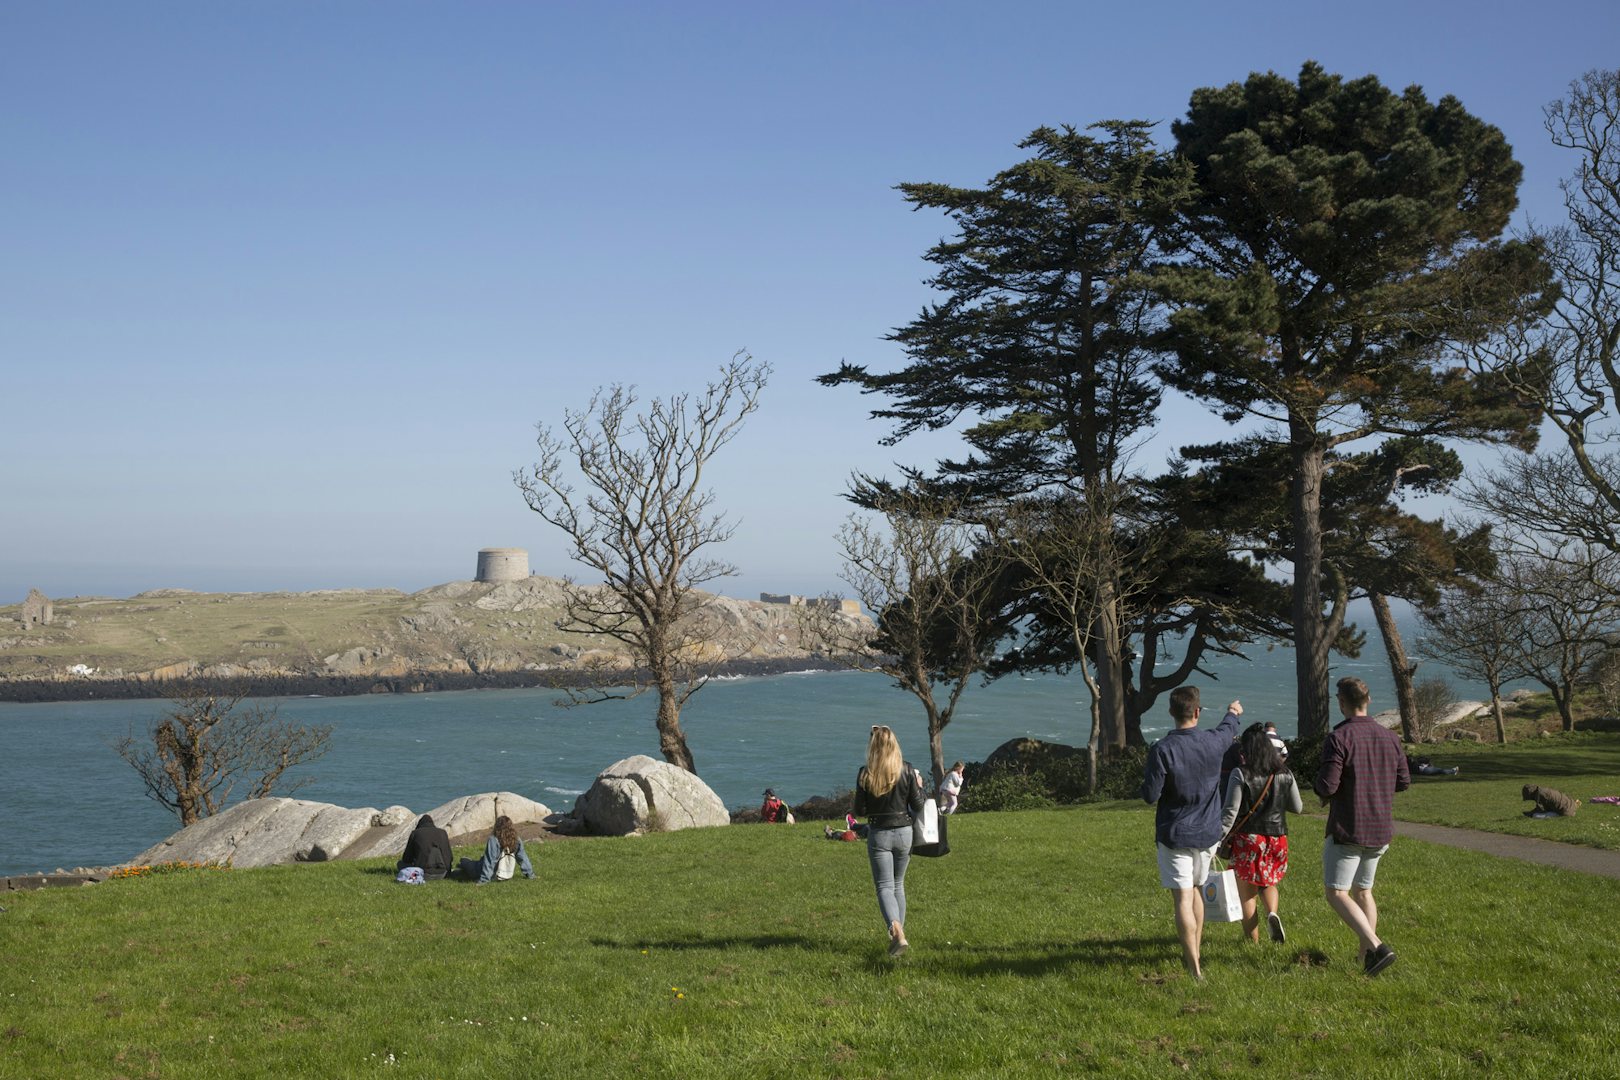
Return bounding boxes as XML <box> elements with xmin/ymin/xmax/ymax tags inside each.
<box><xmin>475</xmin><ymin>547</ymin><xmax>530</xmax><ymax>583</ymax></box>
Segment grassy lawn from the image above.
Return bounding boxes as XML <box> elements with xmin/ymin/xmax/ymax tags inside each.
<box><xmin>3</xmin><ymin>808</ymin><xmax>1618</xmax><ymax>1078</ymax></box>
<box><xmin>1392</xmin><ymin>731</ymin><xmax>1620</xmax><ymax>850</ymax></box>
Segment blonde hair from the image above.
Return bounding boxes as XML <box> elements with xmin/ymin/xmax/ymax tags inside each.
<box><xmin>861</xmin><ymin>725</ymin><xmax>903</xmax><ymax>797</ymax></box>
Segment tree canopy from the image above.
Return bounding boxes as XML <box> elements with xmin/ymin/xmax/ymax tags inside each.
<box><xmin>1155</xmin><ymin>62</ymin><xmax>1550</xmax><ymax>736</ymax></box>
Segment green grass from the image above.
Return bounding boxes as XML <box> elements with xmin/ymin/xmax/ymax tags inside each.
<box><xmin>1393</xmin><ymin>731</ymin><xmax>1620</xmax><ymax>850</ymax></box>
<box><xmin>4</xmin><ymin>812</ymin><xmax>1618</xmax><ymax>1078</ymax></box>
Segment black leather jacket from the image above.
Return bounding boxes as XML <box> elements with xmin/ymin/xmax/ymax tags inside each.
<box><xmin>853</xmin><ymin>761</ymin><xmax>926</xmax><ymax>830</ymax></box>
<box><xmin>1220</xmin><ymin>768</ymin><xmax>1303</xmax><ymax>838</ymax></box>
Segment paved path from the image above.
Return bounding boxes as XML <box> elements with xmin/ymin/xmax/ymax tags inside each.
<box><xmin>1392</xmin><ymin>819</ymin><xmax>1620</xmax><ymax>880</ymax></box>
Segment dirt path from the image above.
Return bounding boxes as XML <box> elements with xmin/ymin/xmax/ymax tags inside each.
<box><xmin>1392</xmin><ymin>819</ymin><xmax>1620</xmax><ymax>880</ymax></box>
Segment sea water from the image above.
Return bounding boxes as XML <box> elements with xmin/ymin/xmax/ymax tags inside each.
<box><xmin>0</xmin><ymin>642</ymin><xmax>1502</xmax><ymax>876</ymax></box>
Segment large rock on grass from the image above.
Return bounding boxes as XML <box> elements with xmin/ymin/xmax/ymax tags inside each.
<box><xmin>133</xmin><ymin>798</ymin><xmax>379</xmax><ymax>869</ymax></box>
<box><xmin>573</xmin><ymin>755</ymin><xmax>728</xmax><ymax>835</ymax></box>
<box><xmin>333</xmin><ymin>792</ymin><xmax>553</xmax><ymax>859</ymax></box>
<box><xmin>133</xmin><ymin>792</ymin><xmax>554</xmax><ymax>867</ymax></box>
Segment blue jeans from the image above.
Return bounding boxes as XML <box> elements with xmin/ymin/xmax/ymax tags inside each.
<box><xmin>867</xmin><ymin>825</ymin><xmax>913</xmax><ymax>929</ymax></box>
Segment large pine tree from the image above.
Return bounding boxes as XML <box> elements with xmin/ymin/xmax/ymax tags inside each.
<box><xmin>821</xmin><ymin>122</ymin><xmax>1191</xmax><ymax>750</ymax></box>
<box><xmin>1155</xmin><ymin>63</ymin><xmax>1548</xmax><ymax>737</ymax></box>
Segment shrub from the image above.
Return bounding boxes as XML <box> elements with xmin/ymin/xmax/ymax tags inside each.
<box><xmin>1414</xmin><ymin>678</ymin><xmax>1458</xmax><ymax>743</ymax></box>
<box><xmin>792</xmin><ymin>789</ymin><xmax>854</xmax><ymax>821</ymax></box>
<box><xmin>1092</xmin><ymin>744</ymin><xmax>1149</xmax><ymax>801</ymax></box>
<box><xmin>958</xmin><ymin>768</ymin><xmax>1057</xmax><ymax>812</ymax></box>
<box><xmin>1286</xmin><ymin>735</ymin><xmax>1325</xmax><ymax>792</ymax></box>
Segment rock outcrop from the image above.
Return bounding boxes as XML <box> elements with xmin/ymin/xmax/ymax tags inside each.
<box><xmin>132</xmin><ymin>791</ymin><xmax>553</xmax><ymax>868</ymax></box>
<box><xmin>571</xmin><ymin>755</ymin><xmax>729</xmax><ymax>835</ymax></box>
<box><xmin>983</xmin><ymin>737</ymin><xmax>1084</xmax><ymax>770</ymax></box>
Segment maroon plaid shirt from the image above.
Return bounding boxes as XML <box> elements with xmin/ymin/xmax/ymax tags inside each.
<box><xmin>1314</xmin><ymin>715</ymin><xmax>1410</xmax><ymax>847</ymax></box>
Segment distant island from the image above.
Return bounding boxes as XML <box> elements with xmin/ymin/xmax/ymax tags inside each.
<box><xmin>0</xmin><ymin>576</ymin><xmax>866</xmax><ymax>703</ymax></box>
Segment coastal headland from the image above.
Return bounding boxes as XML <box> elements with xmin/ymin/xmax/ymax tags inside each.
<box><xmin>0</xmin><ymin>577</ymin><xmax>865</xmax><ymax>703</ymax></box>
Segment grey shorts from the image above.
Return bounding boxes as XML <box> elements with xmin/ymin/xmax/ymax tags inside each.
<box><xmin>1323</xmin><ymin>836</ymin><xmax>1389</xmax><ymax>891</ymax></box>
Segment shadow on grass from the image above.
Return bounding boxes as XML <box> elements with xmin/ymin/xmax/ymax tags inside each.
<box><xmin>851</xmin><ymin>936</ymin><xmax>1177</xmax><ymax>977</ymax></box>
<box><xmin>589</xmin><ymin>933</ymin><xmax>821</xmax><ymax>952</ymax></box>
<box><xmin>1414</xmin><ymin>739</ymin><xmax>1620</xmax><ymax>783</ymax></box>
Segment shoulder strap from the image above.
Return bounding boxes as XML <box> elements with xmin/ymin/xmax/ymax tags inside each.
<box><xmin>1229</xmin><ymin>771</ymin><xmax>1275</xmax><ymax>837</ymax></box>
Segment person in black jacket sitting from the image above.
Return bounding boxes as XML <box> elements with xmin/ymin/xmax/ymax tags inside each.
<box><xmin>852</xmin><ymin>725</ymin><xmax>925</xmax><ymax>957</ymax></box>
<box><xmin>398</xmin><ymin>814</ymin><xmax>453</xmax><ymax>880</ymax></box>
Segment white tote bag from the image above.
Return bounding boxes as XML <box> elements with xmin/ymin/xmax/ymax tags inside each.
<box><xmin>912</xmin><ymin>798</ymin><xmax>940</xmax><ymax>847</ymax></box>
<box><xmin>1200</xmin><ymin>863</ymin><xmax>1242</xmax><ymax>922</ymax></box>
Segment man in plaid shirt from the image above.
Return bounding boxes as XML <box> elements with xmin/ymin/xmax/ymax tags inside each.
<box><xmin>1315</xmin><ymin>676</ymin><xmax>1410</xmax><ymax>977</ymax></box>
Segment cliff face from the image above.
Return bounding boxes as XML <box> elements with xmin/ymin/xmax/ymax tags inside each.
<box><xmin>0</xmin><ymin>578</ymin><xmax>866</xmax><ymax>686</ymax></box>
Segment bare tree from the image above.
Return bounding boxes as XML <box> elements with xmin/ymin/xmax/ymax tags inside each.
<box><xmin>1411</xmin><ymin>677</ymin><xmax>1459</xmax><ymax>744</ymax></box>
<box><xmin>113</xmin><ymin>691</ymin><xmax>332</xmax><ymax>826</ymax></box>
<box><xmin>1497</xmin><ymin>544</ymin><xmax>1620</xmax><ymax>731</ymax></box>
<box><xmin>514</xmin><ymin>352</ymin><xmax>769</xmax><ymax>774</ymax></box>
<box><xmin>1419</xmin><ymin>584</ymin><xmax>1526</xmax><ymax>744</ymax></box>
<box><xmin>993</xmin><ymin>486</ymin><xmax>1153</xmax><ymax>794</ymax></box>
<box><xmin>808</xmin><ymin>494</ymin><xmax>1006</xmax><ymax>786</ymax></box>
<box><xmin>1465</xmin><ymin>71</ymin><xmax>1620</xmax><ymax>551</ymax></box>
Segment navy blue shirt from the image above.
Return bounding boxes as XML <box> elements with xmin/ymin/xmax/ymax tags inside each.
<box><xmin>1141</xmin><ymin>710</ymin><xmax>1241</xmax><ymax>848</ymax></box>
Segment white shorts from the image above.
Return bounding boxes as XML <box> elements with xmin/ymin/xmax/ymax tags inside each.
<box><xmin>1157</xmin><ymin>842</ymin><xmax>1217</xmax><ymax>890</ymax></box>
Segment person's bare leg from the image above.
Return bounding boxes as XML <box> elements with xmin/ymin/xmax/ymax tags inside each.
<box><xmin>1237</xmin><ymin>879</ymin><xmax>1260</xmax><ymax>943</ymax></box>
<box><xmin>1172</xmin><ymin>888</ymin><xmax>1204</xmax><ymax>978</ymax></box>
<box><xmin>1260</xmin><ymin>884</ymin><xmax>1280</xmax><ymax>918</ymax></box>
<box><xmin>1352</xmin><ymin>886</ymin><xmax>1377</xmax><ymax>947</ymax></box>
<box><xmin>1325</xmin><ymin>888</ymin><xmax>1380</xmax><ymax>959</ymax></box>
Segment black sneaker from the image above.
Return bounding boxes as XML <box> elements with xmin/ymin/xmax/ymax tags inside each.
<box><xmin>1267</xmin><ymin>912</ymin><xmax>1286</xmax><ymax>943</ymax></box>
<box><xmin>1364</xmin><ymin>943</ymin><xmax>1397</xmax><ymax>977</ymax></box>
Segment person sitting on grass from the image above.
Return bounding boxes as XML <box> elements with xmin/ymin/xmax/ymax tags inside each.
<box><xmin>1522</xmin><ymin>784</ymin><xmax>1579</xmax><ymax>817</ymax></box>
<box><xmin>458</xmin><ymin>815</ymin><xmax>535</xmax><ymax>884</ymax></box>
<box><xmin>397</xmin><ymin>814</ymin><xmax>452</xmax><ymax>881</ymax></box>
<box><xmin>760</xmin><ymin>789</ymin><xmax>791</xmax><ymax>823</ymax></box>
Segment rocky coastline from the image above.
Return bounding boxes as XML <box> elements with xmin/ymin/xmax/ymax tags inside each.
<box><xmin>0</xmin><ymin>655</ymin><xmax>852</xmax><ymax>705</ymax></box>
<box><xmin>0</xmin><ymin>577</ymin><xmax>870</xmax><ymax>704</ymax></box>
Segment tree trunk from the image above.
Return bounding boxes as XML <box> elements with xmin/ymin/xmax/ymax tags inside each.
<box><xmin>1554</xmin><ymin>685</ymin><xmax>1576</xmax><ymax>732</ymax></box>
<box><xmin>1093</xmin><ymin>589</ymin><xmax>1129</xmax><ymax>752</ymax></box>
<box><xmin>1082</xmin><ymin>666</ymin><xmax>1102</xmax><ymax>797</ymax></box>
<box><xmin>1489</xmin><ymin>679</ymin><xmax>1507</xmax><ymax>744</ymax></box>
<box><xmin>1290</xmin><ymin>425</ymin><xmax>1332</xmax><ymax>739</ymax></box>
<box><xmin>652</xmin><ymin>661</ymin><xmax>695</xmax><ymax>773</ymax></box>
<box><xmin>1369</xmin><ymin>593</ymin><xmax>1419</xmax><ymax>743</ymax></box>
<box><xmin>927</xmin><ymin>708</ymin><xmax>946</xmax><ymax>791</ymax></box>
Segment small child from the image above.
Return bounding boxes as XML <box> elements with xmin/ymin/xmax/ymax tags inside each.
<box><xmin>939</xmin><ymin>761</ymin><xmax>966</xmax><ymax>815</ymax></box>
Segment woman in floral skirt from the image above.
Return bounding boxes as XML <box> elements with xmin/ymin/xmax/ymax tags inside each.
<box><xmin>1219</xmin><ymin>722</ymin><xmax>1304</xmax><ymax>944</ymax></box>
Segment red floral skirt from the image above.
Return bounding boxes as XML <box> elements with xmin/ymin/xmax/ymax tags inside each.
<box><xmin>1229</xmin><ymin>833</ymin><xmax>1290</xmax><ymax>888</ymax></box>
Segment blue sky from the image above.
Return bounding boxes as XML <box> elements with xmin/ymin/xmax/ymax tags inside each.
<box><xmin>4</xmin><ymin>1</ymin><xmax>1616</xmax><ymax>603</ymax></box>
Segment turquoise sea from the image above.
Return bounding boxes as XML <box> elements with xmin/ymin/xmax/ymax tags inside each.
<box><xmin>0</xmin><ymin>636</ymin><xmax>1504</xmax><ymax>877</ymax></box>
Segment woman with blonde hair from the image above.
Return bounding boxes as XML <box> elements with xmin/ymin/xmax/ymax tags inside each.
<box><xmin>459</xmin><ymin>814</ymin><xmax>535</xmax><ymax>884</ymax></box>
<box><xmin>852</xmin><ymin>725</ymin><xmax>926</xmax><ymax>956</ymax></box>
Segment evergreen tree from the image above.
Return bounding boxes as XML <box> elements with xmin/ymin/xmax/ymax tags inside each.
<box><xmin>822</xmin><ymin>122</ymin><xmax>1192</xmax><ymax>751</ymax></box>
<box><xmin>1155</xmin><ymin>63</ymin><xmax>1548</xmax><ymax>737</ymax></box>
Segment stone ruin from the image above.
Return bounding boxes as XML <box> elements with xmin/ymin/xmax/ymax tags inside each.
<box><xmin>20</xmin><ymin>588</ymin><xmax>52</xmax><ymax>629</ymax></box>
<box><xmin>759</xmin><ymin>592</ymin><xmax>862</xmax><ymax>617</ymax></box>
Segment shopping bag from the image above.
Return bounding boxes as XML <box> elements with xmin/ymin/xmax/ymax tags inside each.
<box><xmin>1200</xmin><ymin>863</ymin><xmax>1242</xmax><ymax>922</ymax></box>
<box><xmin>912</xmin><ymin>811</ymin><xmax>950</xmax><ymax>858</ymax></box>
<box><xmin>912</xmin><ymin>798</ymin><xmax>940</xmax><ymax>846</ymax></box>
